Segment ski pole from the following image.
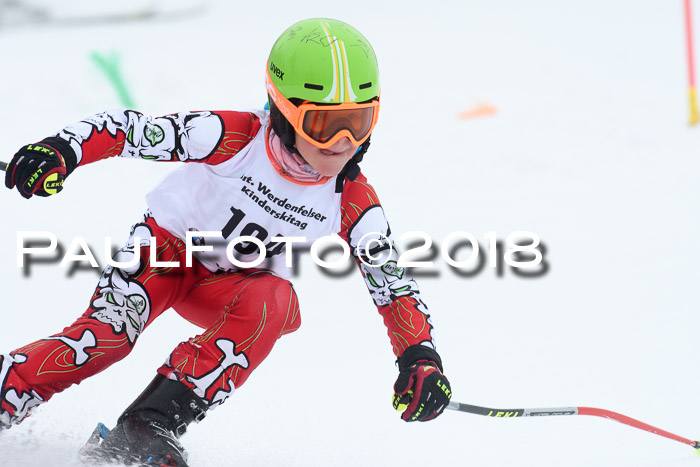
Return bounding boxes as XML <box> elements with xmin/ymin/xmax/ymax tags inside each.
<box><xmin>447</xmin><ymin>401</ymin><xmax>700</xmax><ymax>451</ymax></box>
<box><xmin>0</xmin><ymin>161</ymin><xmax>7</xmax><ymax>172</ymax></box>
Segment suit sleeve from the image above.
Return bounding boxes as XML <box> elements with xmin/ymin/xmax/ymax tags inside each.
<box><xmin>50</xmin><ymin>109</ymin><xmax>262</xmax><ymax>168</ymax></box>
<box><xmin>337</xmin><ymin>174</ymin><xmax>437</xmax><ymax>358</ymax></box>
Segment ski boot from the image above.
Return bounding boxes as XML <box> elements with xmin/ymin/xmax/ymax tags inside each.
<box><xmin>80</xmin><ymin>374</ymin><xmax>208</xmax><ymax>466</ymax></box>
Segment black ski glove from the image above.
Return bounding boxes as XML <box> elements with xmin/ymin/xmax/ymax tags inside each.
<box><xmin>392</xmin><ymin>345</ymin><xmax>452</xmax><ymax>422</ymax></box>
<box><xmin>5</xmin><ymin>137</ymin><xmax>77</xmax><ymax>199</ymax></box>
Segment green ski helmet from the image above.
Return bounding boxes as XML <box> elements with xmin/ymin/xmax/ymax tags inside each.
<box><xmin>266</xmin><ymin>18</ymin><xmax>380</xmax><ymax>181</ymax></box>
<box><xmin>267</xmin><ymin>18</ymin><xmax>380</xmax><ymax>105</ymax></box>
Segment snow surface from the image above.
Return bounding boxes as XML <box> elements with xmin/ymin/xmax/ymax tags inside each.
<box><xmin>1</xmin><ymin>0</ymin><xmax>699</xmax><ymax>466</ymax></box>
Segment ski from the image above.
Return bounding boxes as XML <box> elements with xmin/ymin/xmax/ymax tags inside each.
<box><xmin>78</xmin><ymin>422</ymin><xmax>111</xmax><ymax>461</ymax></box>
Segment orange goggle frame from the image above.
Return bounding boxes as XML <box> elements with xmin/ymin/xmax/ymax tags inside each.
<box><xmin>265</xmin><ymin>69</ymin><xmax>380</xmax><ymax>149</ymax></box>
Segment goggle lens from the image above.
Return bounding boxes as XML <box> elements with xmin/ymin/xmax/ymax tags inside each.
<box><xmin>302</xmin><ymin>107</ymin><xmax>375</xmax><ymax>144</ymax></box>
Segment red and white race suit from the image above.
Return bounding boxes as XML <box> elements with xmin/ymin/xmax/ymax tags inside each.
<box><xmin>0</xmin><ymin>109</ymin><xmax>436</xmax><ymax>426</ymax></box>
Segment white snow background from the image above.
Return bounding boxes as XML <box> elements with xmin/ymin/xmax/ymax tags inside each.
<box><xmin>0</xmin><ymin>0</ymin><xmax>699</xmax><ymax>466</ymax></box>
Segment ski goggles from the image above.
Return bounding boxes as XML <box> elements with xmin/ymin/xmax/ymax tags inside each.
<box><xmin>265</xmin><ymin>69</ymin><xmax>380</xmax><ymax>149</ymax></box>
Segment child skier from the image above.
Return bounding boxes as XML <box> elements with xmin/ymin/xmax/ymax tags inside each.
<box><xmin>1</xmin><ymin>18</ymin><xmax>452</xmax><ymax>466</ymax></box>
